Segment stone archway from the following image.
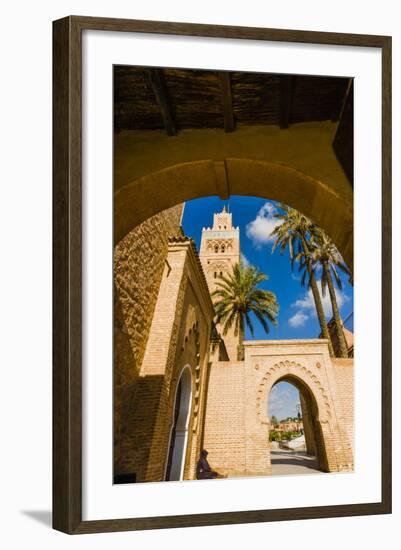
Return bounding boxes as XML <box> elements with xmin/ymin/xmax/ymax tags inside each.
<box><xmin>252</xmin><ymin>351</ymin><xmax>354</xmax><ymax>475</ymax></box>
<box><xmin>267</xmin><ymin>375</ymin><xmax>330</xmax><ymax>472</ymax></box>
<box><xmin>114</xmin><ymin>158</ymin><xmax>353</xmax><ymax>269</ymax></box>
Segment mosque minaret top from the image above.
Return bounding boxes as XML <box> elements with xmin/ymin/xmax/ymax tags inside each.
<box><xmin>202</xmin><ymin>205</ymin><xmax>239</xmax><ymax>232</ymax></box>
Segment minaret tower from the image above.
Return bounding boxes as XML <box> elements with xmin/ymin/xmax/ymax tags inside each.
<box><xmin>199</xmin><ymin>206</ymin><xmax>240</xmax><ymax>360</ymax></box>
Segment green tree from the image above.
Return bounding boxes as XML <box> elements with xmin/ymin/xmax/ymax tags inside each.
<box><xmin>270</xmin><ymin>415</ymin><xmax>279</xmax><ymax>427</ymax></box>
<box><xmin>302</xmin><ymin>229</ymin><xmax>351</xmax><ymax>358</ymax></box>
<box><xmin>212</xmin><ymin>262</ymin><xmax>279</xmax><ymax>360</ymax></box>
<box><xmin>270</xmin><ymin>204</ymin><xmax>335</xmax><ymax>356</ymax></box>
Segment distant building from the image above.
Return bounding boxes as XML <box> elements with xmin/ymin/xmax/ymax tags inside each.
<box><xmin>274</xmin><ymin>420</ymin><xmax>304</xmax><ymax>433</ymax></box>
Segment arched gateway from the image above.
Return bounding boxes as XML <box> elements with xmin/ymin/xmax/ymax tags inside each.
<box><xmin>202</xmin><ymin>340</ymin><xmax>354</xmax><ymax>477</ymax></box>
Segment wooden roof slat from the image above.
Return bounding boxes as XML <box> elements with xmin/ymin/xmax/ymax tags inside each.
<box><xmin>218</xmin><ymin>72</ymin><xmax>235</xmax><ymax>132</ymax></box>
<box><xmin>147</xmin><ymin>68</ymin><xmax>177</xmax><ymax>136</ymax></box>
<box><xmin>279</xmin><ymin>75</ymin><xmax>295</xmax><ymax>129</ymax></box>
<box><xmin>113</xmin><ymin>67</ymin><xmax>352</xmax><ymax>132</ymax></box>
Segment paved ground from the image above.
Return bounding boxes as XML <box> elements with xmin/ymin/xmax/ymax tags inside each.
<box><xmin>270</xmin><ymin>449</ymin><xmax>324</xmax><ymax>476</ymax></box>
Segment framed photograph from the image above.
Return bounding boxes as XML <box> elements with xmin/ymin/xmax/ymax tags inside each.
<box><xmin>53</xmin><ymin>16</ymin><xmax>392</xmax><ymax>534</ymax></box>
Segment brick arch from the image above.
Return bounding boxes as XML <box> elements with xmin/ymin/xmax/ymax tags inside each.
<box><xmin>114</xmin><ymin>158</ymin><xmax>353</xmax><ymax>269</ymax></box>
<box><xmin>258</xmin><ymin>359</ymin><xmax>333</xmax><ymax>472</ymax></box>
<box><xmin>256</xmin><ymin>360</ymin><xmax>332</xmax><ymax>425</ymax></box>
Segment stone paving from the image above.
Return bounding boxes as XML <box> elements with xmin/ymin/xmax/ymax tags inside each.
<box><xmin>270</xmin><ymin>449</ymin><xmax>324</xmax><ymax>476</ymax></box>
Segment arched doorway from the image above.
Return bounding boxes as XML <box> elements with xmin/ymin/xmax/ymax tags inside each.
<box><xmin>267</xmin><ymin>376</ymin><xmax>329</xmax><ymax>474</ymax></box>
<box><xmin>165</xmin><ymin>366</ymin><xmax>193</xmax><ymax>481</ymax></box>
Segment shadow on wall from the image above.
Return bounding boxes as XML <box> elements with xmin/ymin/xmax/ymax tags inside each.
<box><xmin>115</xmin><ymin>373</ymin><xmax>177</xmax><ymax>483</ymax></box>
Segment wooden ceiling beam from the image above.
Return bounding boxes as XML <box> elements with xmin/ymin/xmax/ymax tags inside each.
<box><xmin>218</xmin><ymin>72</ymin><xmax>235</xmax><ymax>132</ymax></box>
<box><xmin>332</xmin><ymin>78</ymin><xmax>353</xmax><ymax>122</ymax></box>
<box><xmin>333</xmin><ymin>80</ymin><xmax>354</xmax><ymax>185</ymax></box>
<box><xmin>279</xmin><ymin>75</ymin><xmax>295</xmax><ymax>129</ymax></box>
<box><xmin>147</xmin><ymin>68</ymin><xmax>177</xmax><ymax>136</ymax></box>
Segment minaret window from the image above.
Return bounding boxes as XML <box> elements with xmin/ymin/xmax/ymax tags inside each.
<box><xmin>214</xmin><ymin>245</ymin><xmax>218</xmax><ymax>253</ymax></box>
<box><xmin>221</xmin><ymin>244</ymin><xmax>225</xmax><ymax>253</ymax></box>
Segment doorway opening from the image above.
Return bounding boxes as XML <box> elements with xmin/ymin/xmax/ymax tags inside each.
<box><xmin>165</xmin><ymin>367</ymin><xmax>193</xmax><ymax>481</ymax></box>
<box><xmin>268</xmin><ymin>377</ymin><xmax>328</xmax><ymax>475</ymax></box>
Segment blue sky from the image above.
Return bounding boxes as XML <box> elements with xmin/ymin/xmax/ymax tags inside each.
<box><xmin>182</xmin><ymin>195</ymin><xmax>353</xmax><ymax>341</ymax></box>
<box><xmin>182</xmin><ymin>196</ymin><xmax>353</xmax><ymax>419</ymax></box>
<box><xmin>268</xmin><ymin>382</ymin><xmax>301</xmax><ymax>422</ymax></box>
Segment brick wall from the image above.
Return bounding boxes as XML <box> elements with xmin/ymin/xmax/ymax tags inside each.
<box><xmin>203</xmin><ymin>340</ymin><xmax>354</xmax><ymax>476</ymax></box>
<box><xmin>115</xmin><ymin>238</ymin><xmax>214</xmax><ymax>481</ymax></box>
<box><xmin>113</xmin><ymin>205</ymin><xmax>183</xmax><ymax>472</ymax></box>
<box><xmin>202</xmin><ymin>361</ymin><xmax>247</xmax><ymax>475</ymax></box>
<box><xmin>331</xmin><ymin>358</ymin><xmax>354</xmax><ymax>453</ymax></box>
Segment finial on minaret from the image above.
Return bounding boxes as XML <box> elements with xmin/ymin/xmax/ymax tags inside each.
<box><xmin>222</xmin><ymin>205</ymin><xmax>226</xmax><ymax>213</ymax></box>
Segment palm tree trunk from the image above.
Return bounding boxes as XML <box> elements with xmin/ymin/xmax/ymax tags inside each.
<box><xmin>237</xmin><ymin>327</ymin><xmax>244</xmax><ymax>361</ymax></box>
<box><xmin>301</xmin><ymin>236</ymin><xmax>334</xmax><ymax>357</ymax></box>
<box><xmin>323</xmin><ymin>262</ymin><xmax>348</xmax><ymax>358</ymax></box>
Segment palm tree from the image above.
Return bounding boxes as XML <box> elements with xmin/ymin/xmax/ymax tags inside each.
<box><xmin>303</xmin><ymin>229</ymin><xmax>351</xmax><ymax>358</ymax></box>
<box><xmin>212</xmin><ymin>262</ymin><xmax>279</xmax><ymax>360</ymax></box>
<box><xmin>270</xmin><ymin>204</ymin><xmax>335</xmax><ymax>357</ymax></box>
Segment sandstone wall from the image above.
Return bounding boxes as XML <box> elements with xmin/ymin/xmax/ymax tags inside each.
<box><xmin>202</xmin><ymin>361</ymin><xmax>247</xmax><ymax>475</ymax></box>
<box><xmin>203</xmin><ymin>340</ymin><xmax>354</xmax><ymax>477</ymax></box>
<box><xmin>115</xmin><ymin>238</ymin><xmax>214</xmax><ymax>481</ymax></box>
<box><xmin>331</xmin><ymin>358</ymin><xmax>354</xmax><ymax>454</ymax></box>
<box><xmin>113</xmin><ymin>204</ymin><xmax>183</xmax><ymax>472</ymax></box>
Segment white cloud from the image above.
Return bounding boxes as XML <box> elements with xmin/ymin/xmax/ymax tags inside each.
<box><xmin>240</xmin><ymin>253</ymin><xmax>250</xmax><ymax>267</ymax></box>
<box><xmin>288</xmin><ymin>284</ymin><xmax>349</xmax><ymax>330</ymax></box>
<box><xmin>269</xmin><ymin>386</ymin><xmax>286</xmax><ymax>408</ymax></box>
<box><xmin>245</xmin><ymin>202</ymin><xmax>281</xmax><ymax>248</ymax></box>
<box><xmin>268</xmin><ymin>384</ymin><xmax>298</xmax><ymax>419</ymax></box>
<box><xmin>293</xmin><ymin>286</ymin><xmax>348</xmax><ymax>319</ymax></box>
<box><xmin>288</xmin><ymin>311</ymin><xmax>309</xmax><ymax>328</ymax></box>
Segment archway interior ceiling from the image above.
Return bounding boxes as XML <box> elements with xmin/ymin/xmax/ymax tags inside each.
<box><xmin>114</xmin><ymin>158</ymin><xmax>353</xmax><ymax>269</ymax></box>
<box><xmin>114</xmin><ymin>67</ymin><xmax>350</xmax><ymax>134</ymax></box>
<box><xmin>114</xmin><ymin>66</ymin><xmax>353</xmax><ymax>182</ymax></box>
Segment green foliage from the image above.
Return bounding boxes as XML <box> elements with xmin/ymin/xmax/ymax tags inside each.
<box><xmin>298</xmin><ymin>227</ymin><xmax>351</xmax><ymax>358</ymax></box>
<box><xmin>269</xmin><ymin>430</ymin><xmax>301</xmax><ymax>442</ymax></box>
<box><xmin>297</xmin><ymin>228</ymin><xmax>351</xmax><ymax>294</ymax></box>
<box><xmin>212</xmin><ymin>262</ymin><xmax>279</xmax><ymax>338</ymax></box>
<box><xmin>270</xmin><ymin>415</ymin><xmax>279</xmax><ymax>427</ymax></box>
<box><xmin>270</xmin><ymin>203</ymin><xmax>315</xmax><ymax>267</ymax></box>
<box><xmin>269</xmin><ymin>430</ymin><xmax>281</xmax><ymax>442</ymax></box>
<box><xmin>269</xmin><ymin>203</ymin><xmax>336</xmax><ymax>356</ymax></box>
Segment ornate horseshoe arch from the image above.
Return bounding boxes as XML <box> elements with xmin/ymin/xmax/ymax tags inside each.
<box><xmin>255</xmin><ymin>360</ymin><xmax>332</xmax><ymax>425</ymax></box>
